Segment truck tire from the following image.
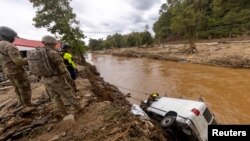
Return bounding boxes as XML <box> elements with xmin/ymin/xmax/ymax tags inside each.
<box><xmin>161</xmin><ymin>116</ymin><xmax>175</xmax><ymax>128</ymax></box>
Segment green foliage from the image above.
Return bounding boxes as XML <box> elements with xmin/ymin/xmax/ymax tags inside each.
<box><xmin>153</xmin><ymin>12</ymin><xmax>173</xmax><ymax>41</ymax></box>
<box><xmin>88</xmin><ymin>38</ymin><xmax>103</xmax><ymax>50</ymax></box>
<box><xmin>153</xmin><ymin>0</ymin><xmax>250</xmax><ymax>41</ymax></box>
<box><xmin>29</xmin><ymin>0</ymin><xmax>85</xmax><ymax>55</ymax></box>
<box><xmin>141</xmin><ymin>31</ymin><xmax>154</xmax><ymax>45</ymax></box>
<box><xmin>88</xmin><ymin>31</ymin><xmax>154</xmax><ymax>50</ymax></box>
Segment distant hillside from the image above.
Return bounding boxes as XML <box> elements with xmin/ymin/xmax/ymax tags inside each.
<box><xmin>153</xmin><ymin>0</ymin><xmax>250</xmax><ymax>42</ymax></box>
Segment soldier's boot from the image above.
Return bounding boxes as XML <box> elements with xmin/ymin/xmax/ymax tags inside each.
<box><xmin>22</xmin><ymin>106</ymin><xmax>36</xmax><ymax>113</ymax></box>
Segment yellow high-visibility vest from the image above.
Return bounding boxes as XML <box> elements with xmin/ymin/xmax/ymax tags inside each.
<box><xmin>63</xmin><ymin>52</ymin><xmax>76</xmax><ymax>69</ymax></box>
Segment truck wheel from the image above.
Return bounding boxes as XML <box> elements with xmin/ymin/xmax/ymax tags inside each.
<box><xmin>161</xmin><ymin>116</ymin><xmax>175</xmax><ymax>128</ymax></box>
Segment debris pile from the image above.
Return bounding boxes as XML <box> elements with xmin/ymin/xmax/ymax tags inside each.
<box><xmin>0</xmin><ymin>80</ymin><xmax>12</xmax><ymax>92</ymax></box>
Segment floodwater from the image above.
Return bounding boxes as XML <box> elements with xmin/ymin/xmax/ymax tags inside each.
<box><xmin>86</xmin><ymin>53</ymin><xmax>250</xmax><ymax>124</ymax></box>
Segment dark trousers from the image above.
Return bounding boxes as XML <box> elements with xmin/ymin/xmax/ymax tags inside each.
<box><xmin>67</xmin><ymin>66</ymin><xmax>77</xmax><ymax>80</ymax></box>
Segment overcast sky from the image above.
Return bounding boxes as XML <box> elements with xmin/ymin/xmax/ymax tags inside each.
<box><xmin>0</xmin><ymin>0</ymin><xmax>165</xmax><ymax>44</ymax></box>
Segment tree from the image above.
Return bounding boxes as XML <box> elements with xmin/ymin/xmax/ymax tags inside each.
<box><xmin>89</xmin><ymin>38</ymin><xmax>103</xmax><ymax>50</ymax></box>
<box><xmin>112</xmin><ymin>33</ymin><xmax>125</xmax><ymax>48</ymax></box>
<box><xmin>170</xmin><ymin>0</ymin><xmax>208</xmax><ymax>53</ymax></box>
<box><xmin>126</xmin><ymin>33</ymin><xmax>137</xmax><ymax>47</ymax></box>
<box><xmin>154</xmin><ymin>0</ymin><xmax>250</xmax><ymax>42</ymax></box>
<box><xmin>141</xmin><ymin>31</ymin><xmax>154</xmax><ymax>46</ymax></box>
<box><xmin>29</xmin><ymin>0</ymin><xmax>86</xmax><ymax>63</ymax></box>
<box><xmin>144</xmin><ymin>25</ymin><xmax>149</xmax><ymax>31</ymax></box>
<box><xmin>153</xmin><ymin>10</ymin><xmax>173</xmax><ymax>42</ymax></box>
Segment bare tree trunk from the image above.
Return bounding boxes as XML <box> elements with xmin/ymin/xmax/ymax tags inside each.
<box><xmin>186</xmin><ymin>26</ymin><xmax>197</xmax><ymax>54</ymax></box>
<box><xmin>76</xmin><ymin>53</ymin><xmax>86</xmax><ymax>65</ymax></box>
<box><xmin>75</xmin><ymin>41</ymin><xmax>87</xmax><ymax>65</ymax></box>
<box><xmin>188</xmin><ymin>38</ymin><xmax>197</xmax><ymax>53</ymax></box>
<box><xmin>81</xmin><ymin>54</ymin><xmax>86</xmax><ymax>64</ymax></box>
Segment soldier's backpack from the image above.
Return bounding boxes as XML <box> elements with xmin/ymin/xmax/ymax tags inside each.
<box><xmin>27</xmin><ymin>48</ymin><xmax>57</xmax><ymax>77</ymax></box>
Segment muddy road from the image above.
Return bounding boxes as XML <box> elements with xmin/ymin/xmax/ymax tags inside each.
<box><xmin>87</xmin><ymin>53</ymin><xmax>250</xmax><ymax>124</ymax></box>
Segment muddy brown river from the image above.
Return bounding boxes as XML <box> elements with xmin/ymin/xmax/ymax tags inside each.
<box><xmin>86</xmin><ymin>53</ymin><xmax>250</xmax><ymax>124</ymax></box>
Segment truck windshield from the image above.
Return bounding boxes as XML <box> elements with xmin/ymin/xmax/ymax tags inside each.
<box><xmin>203</xmin><ymin>108</ymin><xmax>213</xmax><ymax>123</ymax></box>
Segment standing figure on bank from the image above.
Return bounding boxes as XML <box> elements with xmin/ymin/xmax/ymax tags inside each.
<box><xmin>61</xmin><ymin>43</ymin><xmax>77</xmax><ymax>80</ymax></box>
<box><xmin>27</xmin><ymin>35</ymin><xmax>81</xmax><ymax>118</ymax></box>
<box><xmin>0</xmin><ymin>26</ymin><xmax>32</xmax><ymax>108</ymax></box>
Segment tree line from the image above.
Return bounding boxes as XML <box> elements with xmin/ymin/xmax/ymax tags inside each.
<box><xmin>88</xmin><ymin>30</ymin><xmax>154</xmax><ymax>50</ymax></box>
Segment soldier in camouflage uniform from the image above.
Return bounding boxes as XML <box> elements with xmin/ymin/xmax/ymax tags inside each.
<box><xmin>40</xmin><ymin>35</ymin><xmax>81</xmax><ymax>117</ymax></box>
<box><xmin>0</xmin><ymin>26</ymin><xmax>32</xmax><ymax>107</ymax></box>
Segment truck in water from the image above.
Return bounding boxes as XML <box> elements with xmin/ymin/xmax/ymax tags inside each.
<box><xmin>141</xmin><ymin>94</ymin><xmax>217</xmax><ymax>141</ymax></box>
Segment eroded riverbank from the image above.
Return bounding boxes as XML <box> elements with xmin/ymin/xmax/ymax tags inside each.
<box><xmin>95</xmin><ymin>41</ymin><xmax>250</xmax><ymax>68</ymax></box>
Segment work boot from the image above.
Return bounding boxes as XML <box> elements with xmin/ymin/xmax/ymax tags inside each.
<box><xmin>22</xmin><ymin>106</ymin><xmax>36</xmax><ymax>113</ymax></box>
<box><xmin>23</xmin><ymin>100</ymin><xmax>36</xmax><ymax>108</ymax></box>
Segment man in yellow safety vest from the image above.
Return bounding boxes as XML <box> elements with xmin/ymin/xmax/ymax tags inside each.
<box><xmin>61</xmin><ymin>43</ymin><xmax>77</xmax><ymax>80</ymax></box>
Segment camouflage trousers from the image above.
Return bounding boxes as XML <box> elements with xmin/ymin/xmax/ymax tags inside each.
<box><xmin>41</xmin><ymin>75</ymin><xmax>81</xmax><ymax>114</ymax></box>
<box><xmin>7</xmin><ymin>71</ymin><xmax>32</xmax><ymax>107</ymax></box>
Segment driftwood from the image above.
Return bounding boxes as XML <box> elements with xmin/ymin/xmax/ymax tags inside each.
<box><xmin>0</xmin><ymin>93</ymin><xmax>53</xmax><ymax>141</ymax></box>
<box><xmin>0</xmin><ymin>125</ymin><xmax>33</xmax><ymax>141</ymax></box>
<box><xmin>0</xmin><ymin>86</ymin><xmax>13</xmax><ymax>92</ymax></box>
<box><xmin>0</xmin><ymin>114</ymin><xmax>52</xmax><ymax>141</ymax></box>
<box><xmin>0</xmin><ymin>80</ymin><xmax>10</xmax><ymax>86</ymax></box>
<box><xmin>0</xmin><ymin>98</ymin><xmax>14</xmax><ymax>110</ymax></box>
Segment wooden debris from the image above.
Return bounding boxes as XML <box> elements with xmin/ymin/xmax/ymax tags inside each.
<box><xmin>32</xmin><ymin>114</ymin><xmax>51</xmax><ymax>126</ymax></box>
<box><xmin>0</xmin><ymin>80</ymin><xmax>10</xmax><ymax>87</ymax></box>
<box><xmin>13</xmin><ymin>107</ymin><xmax>24</xmax><ymax>114</ymax></box>
<box><xmin>0</xmin><ymin>86</ymin><xmax>13</xmax><ymax>92</ymax></box>
<box><xmin>0</xmin><ymin>98</ymin><xmax>14</xmax><ymax>110</ymax></box>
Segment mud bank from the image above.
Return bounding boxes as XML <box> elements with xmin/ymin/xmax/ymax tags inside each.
<box><xmin>0</xmin><ymin>63</ymin><xmax>166</xmax><ymax>141</ymax></box>
<box><xmin>95</xmin><ymin>41</ymin><xmax>250</xmax><ymax>68</ymax></box>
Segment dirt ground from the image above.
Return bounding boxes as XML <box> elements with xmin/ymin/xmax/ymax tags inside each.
<box><xmin>95</xmin><ymin>40</ymin><xmax>250</xmax><ymax>68</ymax></box>
<box><xmin>0</xmin><ymin>63</ymin><xmax>166</xmax><ymax>141</ymax></box>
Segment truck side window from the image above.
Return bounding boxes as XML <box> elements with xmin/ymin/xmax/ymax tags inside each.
<box><xmin>203</xmin><ymin>108</ymin><xmax>213</xmax><ymax>123</ymax></box>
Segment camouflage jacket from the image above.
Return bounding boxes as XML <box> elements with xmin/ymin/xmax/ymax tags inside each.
<box><xmin>45</xmin><ymin>47</ymin><xmax>69</xmax><ymax>76</ymax></box>
<box><xmin>0</xmin><ymin>40</ymin><xmax>27</xmax><ymax>76</ymax></box>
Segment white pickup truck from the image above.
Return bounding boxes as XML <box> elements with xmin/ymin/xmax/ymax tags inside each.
<box><xmin>141</xmin><ymin>96</ymin><xmax>217</xmax><ymax>141</ymax></box>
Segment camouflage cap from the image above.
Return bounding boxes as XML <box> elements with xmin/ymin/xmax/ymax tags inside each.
<box><xmin>42</xmin><ymin>35</ymin><xmax>57</xmax><ymax>44</ymax></box>
<box><xmin>0</xmin><ymin>26</ymin><xmax>17</xmax><ymax>43</ymax></box>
